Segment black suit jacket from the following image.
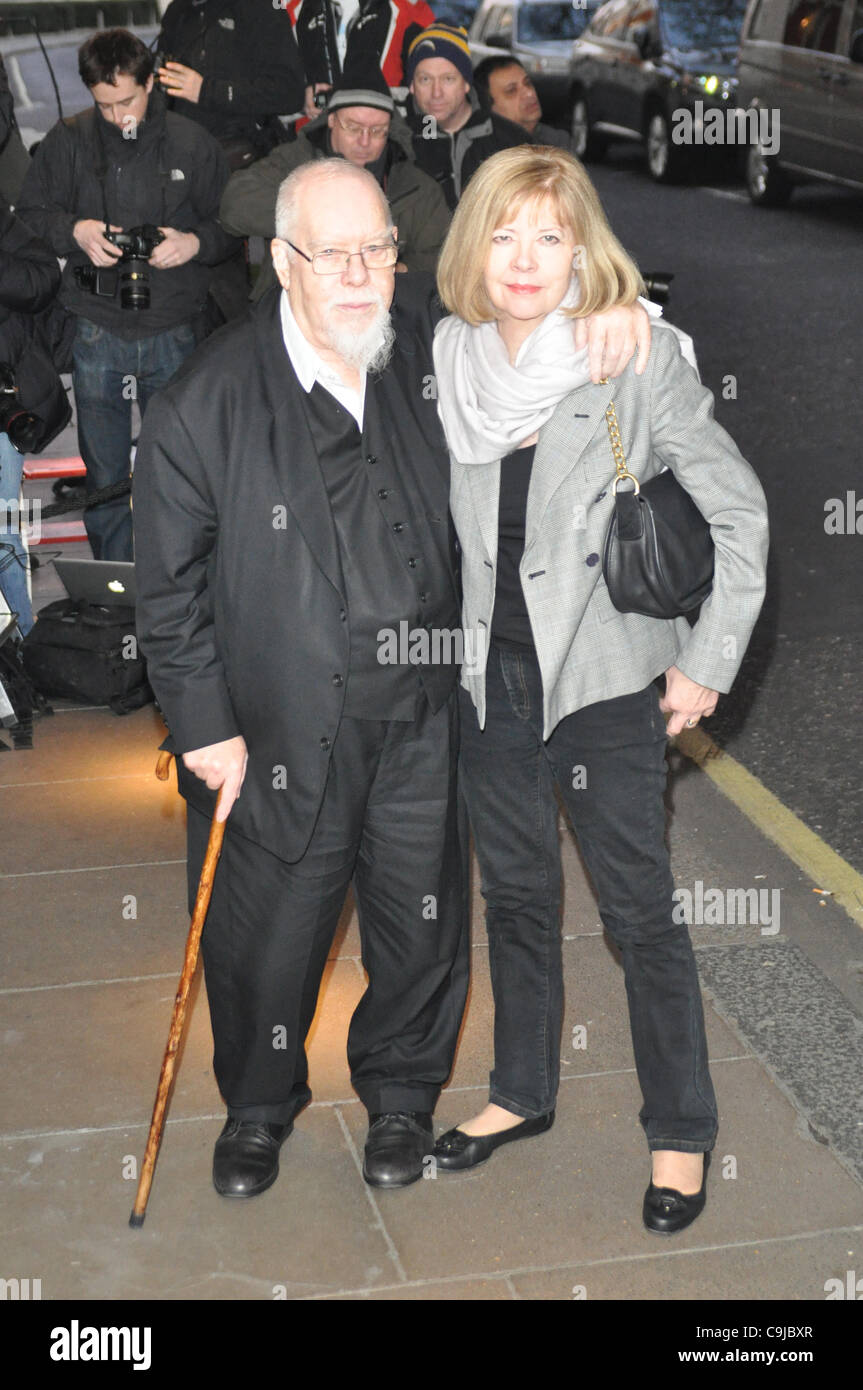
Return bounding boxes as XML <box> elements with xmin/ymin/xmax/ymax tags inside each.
<box><xmin>133</xmin><ymin>276</ymin><xmax>458</xmax><ymax>862</ymax></box>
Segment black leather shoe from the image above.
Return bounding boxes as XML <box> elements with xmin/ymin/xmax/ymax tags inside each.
<box><xmin>643</xmin><ymin>1150</ymin><xmax>711</xmax><ymax>1234</ymax></box>
<box><xmin>362</xmin><ymin>1111</ymin><xmax>434</xmax><ymax>1188</ymax></box>
<box><xmin>433</xmin><ymin>1110</ymin><xmax>555</xmax><ymax>1171</ymax></box>
<box><xmin>212</xmin><ymin>1119</ymin><xmax>293</xmax><ymax>1198</ymax></box>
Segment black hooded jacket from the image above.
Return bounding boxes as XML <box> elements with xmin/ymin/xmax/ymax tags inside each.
<box><xmin>16</xmin><ymin>91</ymin><xmax>238</xmax><ymax>339</ymax></box>
<box><xmin>157</xmin><ymin>0</ymin><xmax>306</xmax><ymax>148</ymax></box>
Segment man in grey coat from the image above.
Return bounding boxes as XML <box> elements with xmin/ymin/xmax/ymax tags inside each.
<box><xmin>219</xmin><ymin>67</ymin><xmax>451</xmax><ymax>298</ymax></box>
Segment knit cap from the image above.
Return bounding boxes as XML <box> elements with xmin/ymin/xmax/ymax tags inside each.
<box><xmin>405</xmin><ymin>23</ymin><xmax>473</xmax><ymax>86</ymax></box>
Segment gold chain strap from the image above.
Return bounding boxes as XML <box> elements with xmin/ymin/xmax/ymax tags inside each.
<box><xmin>600</xmin><ymin>381</ymin><xmax>641</xmax><ymax>495</ymax></box>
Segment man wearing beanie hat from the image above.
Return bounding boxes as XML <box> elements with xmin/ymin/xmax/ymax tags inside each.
<box><xmin>220</xmin><ymin>63</ymin><xmax>451</xmax><ymax>293</ymax></box>
<box><xmin>405</xmin><ymin>22</ymin><xmax>531</xmax><ymax>210</ymax></box>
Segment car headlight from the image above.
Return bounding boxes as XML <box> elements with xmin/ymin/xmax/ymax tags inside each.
<box><xmin>695</xmin><ymin>73</ymin><xmax>737</xmax><ymax>99</ymax></box>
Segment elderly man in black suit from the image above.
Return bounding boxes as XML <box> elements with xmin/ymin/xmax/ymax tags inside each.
<box><xmin>134</xmin><ymin>158</ymin><xmax>649</xmax><ymax>1200</ymax></box>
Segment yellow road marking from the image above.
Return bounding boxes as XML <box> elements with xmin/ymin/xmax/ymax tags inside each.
<box><xmin>675</xmin><ymin>727</ymin><xmax>863</xmax><ymax>931</ymax></box>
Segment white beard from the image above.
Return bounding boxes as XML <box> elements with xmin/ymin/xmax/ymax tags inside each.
<box><xmin>324</xmin><ymin>298</ymin><xmax>395</xmax><ymax>375</ymax></box>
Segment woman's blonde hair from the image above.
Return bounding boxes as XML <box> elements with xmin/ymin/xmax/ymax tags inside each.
<box><xmin>436</xmin><ymin>145</ymin><xmax>644</xmax><ymax>323</ymax></box>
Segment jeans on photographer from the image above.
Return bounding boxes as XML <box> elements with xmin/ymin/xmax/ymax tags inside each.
<box><xmin>458</xmin><ymin>640</ymin><xmax>717</xmax><ymax>1152</ymax></box>
<box><xmin>0</xmin><ymin>431</ymin><xmax>32</xmax><ymax>634</ymax></box>
<box><xmin>72</xmin><ymin>317</ymin><xmax>199</xmax><ymax>562</ymax></box>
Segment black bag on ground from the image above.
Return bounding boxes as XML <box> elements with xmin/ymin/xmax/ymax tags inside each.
<box><xmin>21</xmin><ymin>599</ymin><xmax>154</xmax><ymax>714</ymax></box>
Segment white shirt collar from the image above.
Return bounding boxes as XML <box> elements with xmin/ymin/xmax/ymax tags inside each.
<box><xmin>279</xmin><ymin>289</ymin><xmax>366</xmax><ymax>428</ymax></box>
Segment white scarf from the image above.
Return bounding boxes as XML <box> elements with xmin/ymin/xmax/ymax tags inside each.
<box><xmin>432</xmin><ymin>282</ymin><xmax>594</xmax><ymax>466</ymax></box>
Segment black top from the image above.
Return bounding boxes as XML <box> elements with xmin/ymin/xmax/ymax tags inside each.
<box><xmin>157</xmin><ymin>0</ymin><xmax>305</xmax><ymax>148</ymax></box>
<box><xmin>301</xmin><ymin>376</ymin><xmax>457</xmax><ymax>720</ymax></box>
<box><xmin>492</xmin><ymin>443</ymin><xmax>536</xmax><ymax>650</ymax></box>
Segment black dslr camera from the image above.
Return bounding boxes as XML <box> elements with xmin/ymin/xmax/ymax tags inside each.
<box><xmin>0</xmin><ymin>364</ymin><xmax>42</xmax><ymax>454</ymax></box>
<box><xmin>74</xmin><ymin>224</ymin><xmax>166</xmax><ymax>311</ymax></box>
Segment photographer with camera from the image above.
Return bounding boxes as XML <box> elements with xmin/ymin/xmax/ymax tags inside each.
<box><xmin>0</xmin><ymin>205</ymin><xmax>63</xmax><ymax>634</ymax></box>
<box><xmin>16</xmin><ymin>29</ymin><xmax>239</xmax><ymax>562</ymax></box>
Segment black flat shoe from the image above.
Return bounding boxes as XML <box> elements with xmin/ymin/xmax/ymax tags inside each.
<box><xmin>362</xmin><ymin>1111</ymin><xmax>434</xmax><ymax>1188</ymax></box>
<box><xmin>212</xmin><ymin>1119</ymin><xmax>293</xmax><ymax>1198</ymax></box>
<box><xmin>433</xmin><ymin>1110</ymin><xmax>555</xmax><ymax>1171</ymax></box>
<box><xmin>643</xmin><ymin>1150</ymin><xmax>711</xmax><ymax>1235</ymax></box>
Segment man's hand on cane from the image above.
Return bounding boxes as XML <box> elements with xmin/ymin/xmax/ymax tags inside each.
<box><xmin>182</xmin><ymin>735</ymin><xmax>248</xmax><ymax>821</ymax></box>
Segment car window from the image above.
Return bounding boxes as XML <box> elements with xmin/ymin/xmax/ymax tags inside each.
<box><xmin>517</xmin><ymin>2</ymin><xmax>593</xmax><ymax>41</ymax></box>
<box><xmin>660</xmin><ymin>0</ymin><xmax>748</xmax><ymax>51</ymax></box>
<box><xmin>847</xmin><ymin>1</ymin><xmax>863</xmax><ymax>56</ymax></box>
<box><xmin>471</xmin><ymin>4</ymin><xmax>491</xmax><ymax>38</ymax></box>
<box><xmin>482</xmin><ymin>5</ymin><xmax>513</xmax><ymax>38</ymax></box>
<box><xmin>747</xmin><ymin>0</ymin><xmax>785</xmax><ymax>41</ymax></box>
<box><xmin>439</xmin><ymin>3</ymin><xmax>480</xmax><ymax>27</ymax></box>
<box><xmin>782</xmin><ymin>1</ymin><xmax>844</xmax><ymax>53</ymax></box>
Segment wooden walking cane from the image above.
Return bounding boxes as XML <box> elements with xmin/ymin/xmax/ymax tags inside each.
<box><xmin>129</xmin><ymin>751</ymin><xmax>226</xmax><ymax>1228</ymax></box>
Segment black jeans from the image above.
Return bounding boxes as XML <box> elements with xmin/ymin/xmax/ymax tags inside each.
<box><xmin>186</xmin><ymin>692</ymin><xmax>470</xmax><ymax>1124</ymax></box>
<box><xmin>458</xmin><ymin>641</ymin><xmax>717</xmax><ymax>1153</ymax></box>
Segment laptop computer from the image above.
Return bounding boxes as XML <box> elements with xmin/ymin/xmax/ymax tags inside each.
<box><xmin>54</xmin><ymin>558</ymin><xmax>137</xmax><ymax>609</ymax></box>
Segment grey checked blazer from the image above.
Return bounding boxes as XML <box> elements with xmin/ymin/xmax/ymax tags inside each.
<box><xmin>450</xmin><ymin>322</ymin><xmax>769</xmax><ymax>738</ymax></box>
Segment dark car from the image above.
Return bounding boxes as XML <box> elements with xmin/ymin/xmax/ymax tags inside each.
<box><xmin>434</xmin><ymin>2</ymin><xmax>482</xmax><ymax>30</ymax></box>
<box><xmin>568</xmin><ymin>0</ymin><xmax>749</xmax><ymax>181</ymax></box>
<box><xmin>469</xmin><ymin>0</ymin><xmax>601</xmax><ymax>117</ymax></box>
<box><xmin>737</xmin><ymin>0</ymin><xmax>863</xmax><ymax>205</ymax></box>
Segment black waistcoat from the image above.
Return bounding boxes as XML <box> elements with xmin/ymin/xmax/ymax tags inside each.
<box><xmin>300</xmin><ymin>377</ymin><xmax>459</xmax><ymax>720</ymax></box>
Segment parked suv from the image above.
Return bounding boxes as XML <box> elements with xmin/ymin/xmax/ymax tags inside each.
<box><xmin>738</xmin><ymin>0</ymin><xmax>863</xmax><ymax>204</ymax></box>
<box><xmin>469</xmin><ymin>0</ymin><xmax>600</xmax><ymax>118</ymax></box>
<box><xmin>568</xmin><ymin>0</ymin><xmax>749</xmax><ymax>181</ymax></box>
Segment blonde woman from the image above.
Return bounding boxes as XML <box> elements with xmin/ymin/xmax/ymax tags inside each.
<box><xmin>431</xmin><ymin>146</ymin><xmax>768</xmax><ymax>1232</ymax></box>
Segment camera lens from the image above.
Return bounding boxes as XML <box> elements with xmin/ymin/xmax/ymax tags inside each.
<box><xmin>3</xmin><ymin>408</ymin><xmax>42</xmax><ymax>454</ymax></box>
<box><xmin>120</xmin><ymin>259</ymin><xmax>150</xmax><ymax>311</ymax></box>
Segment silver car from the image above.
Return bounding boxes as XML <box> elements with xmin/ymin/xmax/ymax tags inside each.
<box><xmin>738</xmin><ymin>0</ymin><xmax>863</xmax><ymax>204</ymax></box>
<box><xmin>469</xmin><ymin>0</ymin><xmax>600</xmax><ymax>117</ymax></box>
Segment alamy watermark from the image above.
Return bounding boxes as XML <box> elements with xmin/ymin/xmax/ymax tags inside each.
<box><xmin>673</xmin><ymin>880</ymin><xmax>780</xmax><ymax>936</ymax></box>
<box><xmin>0</xmin><ymin>497</ymin><xmax>41</xmax><ymax>544</ymax></box>
<box><xmin>377</xmin><ymin>621</ymin><xmax>487</xmax><ymax>675</ymax></box>
<box><xmin>672</xmin><ymin>102</ymin><xmax>780</xmax><ymax>155</ymax></box>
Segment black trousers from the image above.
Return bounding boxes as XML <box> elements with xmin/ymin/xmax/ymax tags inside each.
<box><xmin>186</xmin><ymin>692</ymin><xmax>470</xmax><ymax>1123</ymax></box>
<box><xmin>459</xmin><ymin>643</ymin><xmax>717</xmax><ymax>1151</ymax></box>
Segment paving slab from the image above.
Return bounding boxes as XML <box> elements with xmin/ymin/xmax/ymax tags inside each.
<box><xmin>2</xmin><ymin>957</ymin><xmax>371</xmax><ymax>1137</ymax></box>
<box><xmin>0</xmin><ymin>705</ymin><xmax>167</xmax><ymax>787</ymax></box>
<box><xmin>0</xmin><ymin>862</ymin><xmax>189</xmax><ymax>991</ymax></box>
<box><xmin>0</xmin><ymin>773</ymin><xmax>183</xmax><ymax>876</ymax></box>
<box><xmin>338</xmin><ymin>1057</ymin><xmax>863</xmax><ymax>1289</ymax></box>
<box><xmin>509</xmin><ymin>1228</ymin><xmax>863</xmax><ymax>1301</ymax></box>
<box><xmin>0</xmin><ymin>1107</ymin><xmax>399</xmax><ymax>1300</ymax></box>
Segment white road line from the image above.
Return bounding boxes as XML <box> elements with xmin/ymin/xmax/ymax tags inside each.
<box><xmin>0</xmin><ymin>775</ymin><xmax>161</xmax><ymax>789</ymax></box>
<box><xmin>0</xmin><ymin>859</ymin><xmax>185</xmax><ymax>878</ymax></box>
<box><xmin>702</xmin><ymin>187</ymin><xmax>749</xmax><ymax>202</ymax></box>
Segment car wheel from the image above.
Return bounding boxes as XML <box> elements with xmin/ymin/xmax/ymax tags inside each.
<box><xmin>746</xmin><ymin>144</ymin><xmax>793</xmax><ymax>207</ymax></box>
<box><xmin>646</xmin><ymin>110</ymin><xmax>689</xmax><ymax>183</ymax></box>
<box><xmin>570</xmin><ymin>95</ymin><xmax>606</xmax><ymax>161</ymax></box>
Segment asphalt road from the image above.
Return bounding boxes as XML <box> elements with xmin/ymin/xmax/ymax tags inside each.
<box><xmin>581</xmin><ymin>143</ymin><xmax>863</xmax><ymax>876</ymax></box>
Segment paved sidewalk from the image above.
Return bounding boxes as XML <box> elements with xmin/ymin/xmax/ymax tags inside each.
<box><xmin>2</xmin><ymin>697</ymin><xmax>861</xmax><ymax>1305</ymax></box>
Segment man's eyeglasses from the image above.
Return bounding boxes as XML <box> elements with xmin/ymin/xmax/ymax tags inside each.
<box><xmin>334</xmin><ymin>111</ymin><xmax>390</xmax><ymax>140</ymax></box>
<box><xmin>286</xmin><ymin>239</ymin><xmax>399</xmax><ymax>275</ymax></box>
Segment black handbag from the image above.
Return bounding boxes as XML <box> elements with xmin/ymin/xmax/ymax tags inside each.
<box><xmin>600</xmin><ymin>395</ymin><xmax>714</xmax><ymax>618</ymax></box>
